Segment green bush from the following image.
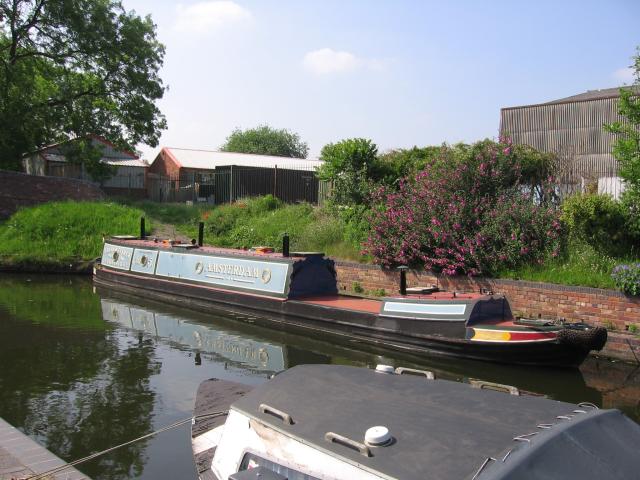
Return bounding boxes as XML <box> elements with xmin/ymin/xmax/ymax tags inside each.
<box><xmin>561</xmin><ymin>193</ymin><xmax>632</xmax><ymax>255</ymax></box>
<box><xmin>621</xmin><ymin>187</ymin><xmax>640</xmax><ymax>238</ymax></box>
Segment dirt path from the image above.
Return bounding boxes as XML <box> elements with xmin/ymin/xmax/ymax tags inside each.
<box><xmin>149</xmin><ymin>221</ymin><xmax>191</xmax><ymax>242</ymax></box>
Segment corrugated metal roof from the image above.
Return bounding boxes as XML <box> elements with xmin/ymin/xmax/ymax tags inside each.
<box><xmin>503</xmin><ymin>86</ymin><xmax>638</xmax><ymax>110</ymax></box>
<box><xmin>542</xmin><ymin>86</ymin><xmax>636</xmax><ymax>105</ymax></box>
<box><xmin>41</xmin><ymin>153</ymin><xmax>148</xmax><ymax>168</ymax></box>
<box><xmin>163</xmin><ymin>147</ymin><xmax>323</xmax><ymax>171</ymax></box>
<box><xmin>103</xmin><ymin>158</ymin><xmax>149</xmax><ymax>167</ymax></box>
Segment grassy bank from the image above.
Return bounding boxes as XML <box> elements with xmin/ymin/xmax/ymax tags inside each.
<box><xmin>2</xmin><ymin>198</ymin><xmax>636</xmax><ymax>291</ymax></box>
<box><xmin>127</xmin><ymin>196</ymin><xmax>366</xmax><ymax>262</ymax></box>
<box><xmin>497</xmin><ymin>241</ymin><xmax>639</xmax><ymax>290</ymax></box>
<box><xmin>0</xmin><ymin>201</ymin><xmax>146</xmax><ymax>268</ymax></box>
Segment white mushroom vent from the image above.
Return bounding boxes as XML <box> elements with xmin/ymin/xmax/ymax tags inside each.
<box><xmin>375</xmin><ymin>364</ymin><xmax>395</xmax><ymax>374</ymax></box>
<box><xmin>365</xmin><ymin>426</ymin><xmax>392</xmax><ymax>447</ymax></box>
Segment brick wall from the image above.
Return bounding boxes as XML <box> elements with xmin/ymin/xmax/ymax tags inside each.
<box><xmin>334</xmin><ymin>260</ymin><xmax>640</xmax><ymax>362</ymax></box>
<box><xmin>0</xmin><ymin>170</ymin><xmax>104</xmax><ymax>218</ymax></box>
<box><xmin>335</xmin><ymin>260</ymin><xmax>640</xmax><ymax>331</ymax></box>
<box><xmin>148</xmin><ymin>148</ymin><xmax>181</xmax><ymax>178</ymax></box>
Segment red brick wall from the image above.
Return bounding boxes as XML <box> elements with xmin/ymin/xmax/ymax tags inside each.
<box><xmin>334</xmin><ymin>260</ymin><xmax>640</xmax><ymax>331</ymax></box>
<box><xmin>0</xmin><ymin>170</ymin><xmax>104</xmax><ymax>218</ymax></box>
<box><xmin>148</xmin><ymin>148</ymin><xmax>181</xmax><ymax>178</ymax></box>
<box><xmin>334</xmin><ymin>260</ymin><xmax>640</xmax><ymax>362</ymax></box>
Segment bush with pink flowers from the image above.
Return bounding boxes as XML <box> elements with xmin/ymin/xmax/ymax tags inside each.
<box><xmin>364</xmin><ymin>140</ymin><xmax>562</xmax><ymax>276</ymax></box>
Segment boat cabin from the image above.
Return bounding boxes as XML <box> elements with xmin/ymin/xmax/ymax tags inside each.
<box><xmin>195</xmin><ymin>364</ymin><xmax>640</xmax><ymax>480</ymax></box>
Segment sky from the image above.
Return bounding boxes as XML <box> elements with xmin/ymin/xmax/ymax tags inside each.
<box><xmin>124</xmin><ymin>0</ymin><xmax>640</xmax><ymax>160</ymax></box>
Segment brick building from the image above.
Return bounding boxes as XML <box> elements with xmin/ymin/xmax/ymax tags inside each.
<box><xmin>148</xmin><ymin>147</ymin><xmax>324</xmax><ymax>203</ymax></box>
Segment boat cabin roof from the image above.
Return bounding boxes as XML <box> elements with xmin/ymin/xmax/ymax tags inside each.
<box><xmin>107</xmin><ymin>237</ymin><xmax>302</xmax><ymax>262</ymax></box>
<box><xmin>231</xmin><ymin>365</ymin><xmax>639</xmax><ymax>480</ymax></box>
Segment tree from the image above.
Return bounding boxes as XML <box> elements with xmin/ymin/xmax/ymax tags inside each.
<box><xmin>0</xmin><ymin>0</ymin><xmax>167</xmax><ymax>175</ymax></box>
<box><xmin>316</xmin><ymin>138</ymin><xmax>379</xmax><ymax>206</ymax></box>
<box><xmin>605</xmin><ymin>46</ymin><xmax>640</xmax><ymax>235</ymax></box>
<box><xmin>221</xmin><ymin>125</ymin><xmax>308</xmax><ymax>158</ymax></box>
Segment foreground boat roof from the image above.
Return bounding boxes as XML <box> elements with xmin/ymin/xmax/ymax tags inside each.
<box><xmin>231</xmin><ymin>364</ymin><xmax>640</xmax><ymax>480</ymax></box>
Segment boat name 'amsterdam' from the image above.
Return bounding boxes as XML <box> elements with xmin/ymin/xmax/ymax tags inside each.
<box><xmin>207</xmin><ymin>263</ymin><xmax>261</xmax><ymax>278</ymax></box>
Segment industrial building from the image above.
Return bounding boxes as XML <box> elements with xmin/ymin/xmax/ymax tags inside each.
<box><xmin>500</xmin><ymin>86</ymin><xmax>637</xmax><ymax>198</ymax></box>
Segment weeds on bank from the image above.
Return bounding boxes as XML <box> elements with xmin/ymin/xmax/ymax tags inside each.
<box><xmin>497</xmin><ymin>241</ymin><xmax>639</xmax><ymax>290</ymax></box>
<box><xmin>127</xmin><ymin>196</ymin><xmax>367</xmax><ymax>262</ymax></box>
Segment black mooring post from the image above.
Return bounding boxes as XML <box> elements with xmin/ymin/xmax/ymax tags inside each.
<box><xmin>198</xmin><ymin>222</ymin><xmax>204</xmax><ymax>247</ymax></box>
<box><xmin>140</xmin><ymin>217</ymin><xmax>146</xmax><ymax>239</ymax></box>
<box><xmin>397</xmin><ymin>266</ymin><xmax>409</xmax><ymax>295</ymax></box>
<box><xmin>282</xmin><ymin>233</ymin><xmax>290</xmax><ymax>257</ymax></box>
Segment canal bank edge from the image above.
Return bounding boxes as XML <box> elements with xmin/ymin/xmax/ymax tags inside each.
<box><xmin>334</xmin><ymin>260</ymin><xmax>640</xmax><ymax>364</ymax></box>
<box><xmin>0</xmin><ymin>258</ymin><xmax>94</xmax><ymax>274</ymax></box>
<box><xmin>3</xmin><ymin>256</ymin><xmax>637</xmax><ymax>362</ymax></box>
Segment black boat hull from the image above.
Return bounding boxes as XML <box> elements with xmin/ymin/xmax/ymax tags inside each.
<box><xmin>94</xmin><ymin>266</ymin><xmax>591</xmax><ymax>368</ymax></box>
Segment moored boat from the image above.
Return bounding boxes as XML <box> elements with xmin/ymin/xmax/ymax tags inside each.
<box><xmin>191</xmin><ymin>364</ymin><xmax>640</xmax><ymax>480</ymax></box>
<box><xmin>93</xmin><ymin>236</ymin><xmax>607</xmax><ymax>367</ymax></box>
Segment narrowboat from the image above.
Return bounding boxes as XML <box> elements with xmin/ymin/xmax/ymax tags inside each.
<box><xmin>191</xmin><ymin>364</ymin><xmax>640</xmax><ymax>480</ymax></box>
<box><xmin>93</xmin><ymin>235</ymin><xmax>607</xmax><ymax>367</ymax></box>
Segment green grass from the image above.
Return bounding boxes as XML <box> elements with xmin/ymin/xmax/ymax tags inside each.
<box><xmin>5</xmin><ymin>197</ymin><xmax>631</xmax><ymax>290</ymax></box>
<box><xmin>497</xmin><ymin>241</ymin><xmax>639</xmax><ymax>289</ymax></box>
<box><xmin>126</xmin><ymin>196</ymin><xmax>367</xmax><ymax>262</ymax></box>
<box><xmin>0</xmin><ymin>201</ymin><xmax>146</xmax><ymax>265</ymax></box>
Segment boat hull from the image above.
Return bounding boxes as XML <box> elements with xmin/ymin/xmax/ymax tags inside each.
<box><xmin>94</xmin><ymin>265</ymin><xmax>591</xmax><ymax>368</ymax></box>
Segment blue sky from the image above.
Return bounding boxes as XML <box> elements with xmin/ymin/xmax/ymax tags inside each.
<box><xmin>125</xmin><ymin>0</ymin><xmax>640</xmax><ymax>159</ymax></box>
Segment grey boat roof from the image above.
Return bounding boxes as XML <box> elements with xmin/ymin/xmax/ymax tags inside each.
<box><xmin>231</xmin><ymin>364</ymin><xmax>640</xmax><ymax>480</ymax></box>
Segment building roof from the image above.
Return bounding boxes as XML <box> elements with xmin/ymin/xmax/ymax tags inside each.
<box><xmin>503</xmin><ymin>85</ymin><xmax>638</xmax><ymax>111</ymax></box>
<box><xmin>160</xmin><ymin>147</ymin><xmax>323</xmax><ymax>171</ymax></box>
<box><xmin>102</xmin><ymin>157</ymin><xmax>149</xmax><ymax>168</ymax></box>
<box><xmin>29</xmin><ymin>135</ymin><xmax>138</xmax><ymax>160</ymax></box>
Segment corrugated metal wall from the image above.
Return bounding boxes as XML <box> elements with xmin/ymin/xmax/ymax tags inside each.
<box><xmin>102</xmin><ymin>166</ymin><xmax>146</xmax><ymax>189</ymax></box>
<box><xmin>500</xmin><ymin>97</ymin><xmax>626</xmax><ymax>175</ymax></box>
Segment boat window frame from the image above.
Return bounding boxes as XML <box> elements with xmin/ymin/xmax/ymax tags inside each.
<box><xmin>236</xmin><ymin>448</ymin><xmax>330</xmax><ymax>480</ymax></box>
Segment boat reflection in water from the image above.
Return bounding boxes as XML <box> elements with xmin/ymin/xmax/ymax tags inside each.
<box><xmin>101</xmin><ymin>298</ymin><xmax>287</xmax><ymax>374</ymax></box>
<box><xmin>96</xmin><ymin>292</ymin><xmax>617</xmax><ymax>412</ymax></box>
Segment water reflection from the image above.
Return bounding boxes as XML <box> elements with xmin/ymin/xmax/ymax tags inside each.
<box><xmin>0</xmin><ymin>276</ymin><xmax>158</xmax><ymax>479</ymax></box>
<box><xmin>101</xmin><ymin>298</ymin><xmax>287</xmax><ymax>373</ymax></box>
<box><xmin>0</xmin><ymin>274</ymin><xmax>638</xmax><ymax>480</ymax></box>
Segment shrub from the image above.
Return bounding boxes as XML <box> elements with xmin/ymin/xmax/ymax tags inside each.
<box><xmin>561</xmin><ymin>193</ymin><xmax>631</xmax><ymax>255</ymax></box>
<box><xmin>365</xmin><ymin>140</ymin><xmax>562</xmax><ymax>276</ymax></box>
<box><xmin>611</xmin><ymin>263</ymin><xmax>640</xmax><ymax>296</ymax></box>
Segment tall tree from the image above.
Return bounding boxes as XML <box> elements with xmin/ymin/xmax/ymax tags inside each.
<box><xmin>605</xmin><ymin>46</ymin><xmax>640</xmax><ymax>234</ymax></box>
<box><xmin>316</xmin><ymin>138</ymin><xmax>379</xmax><ymax>206</ymax></box>
<box><xmin>0</xmin><ymin>0</ymin><xmax>167</xmax><ymax>173</ymax></box>
<box><xmin>221</xmin><ymin>125</ymin><xmax>309</xmax><ymax>158</ymax></box>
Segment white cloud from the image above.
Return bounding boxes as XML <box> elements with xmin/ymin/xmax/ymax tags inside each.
<box><xmin>174</xmin><ymin>1</ymin><xmax>252</xmax><ymax>34</ymax></box>
<box><xmin>612</xmin><ymin>66</ymin><xmax>636</xmax><ymax>85</ymax></box>
<box><xmin>302</xmin><ymin>48</ymin><xmax>384</xmax><ymax>75</ymax></box>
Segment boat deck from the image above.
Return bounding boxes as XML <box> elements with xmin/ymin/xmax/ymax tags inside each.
<box><xmin>0</xmin><ymin>417</ymin><xmax>91</xmax><ymax>480</ymax></box>
<box><xmin>295</xmin><ymin>295</ymin><xmax>382</xmax><ymax>313</ymax></box>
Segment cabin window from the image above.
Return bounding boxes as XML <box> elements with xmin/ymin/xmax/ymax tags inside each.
<box><xmin>239</xmin><ymin>452</ymin><xmax>320</xmax><ymax>480</ymax></box>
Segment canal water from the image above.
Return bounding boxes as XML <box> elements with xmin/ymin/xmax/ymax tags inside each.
<box><xmin>0</xmin><ymin>274</ymin><xmax>638</xmax><ymax>480</ymax></box>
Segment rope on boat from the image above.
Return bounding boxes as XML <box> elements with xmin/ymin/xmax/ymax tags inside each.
<box><xmin>26</xmin><ymin>411</ymin><xmax>228</xmax><ymax>480</ymax></box>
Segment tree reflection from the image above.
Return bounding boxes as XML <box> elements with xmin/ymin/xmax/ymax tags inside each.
<box><xmin>0</xmin><ymin>275</ymin><xmax>160</xmax><ymax>479</ymax></box>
